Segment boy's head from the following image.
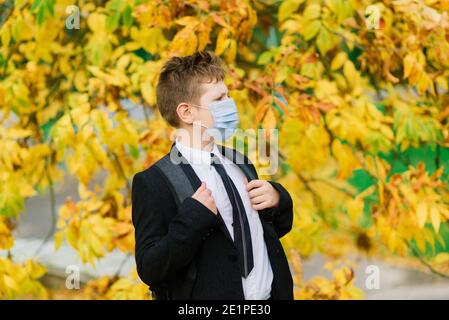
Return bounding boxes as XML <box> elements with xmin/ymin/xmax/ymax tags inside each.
<box><xmin>156</xmin><ymin>51</ymin><xmax>229</xmax><ymax>132</ymax></box>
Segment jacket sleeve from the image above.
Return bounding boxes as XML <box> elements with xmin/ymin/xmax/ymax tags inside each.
<box><xmin>265</xmin><ymin>181</ymin><xmax>294</xmax><ymax>238</ymax></box>
<box><xmin>131</xmin><ymin>169</ymin><xmax>220</xmax><ymax>288</ymax></box>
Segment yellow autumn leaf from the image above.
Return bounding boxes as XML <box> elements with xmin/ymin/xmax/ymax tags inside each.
<box><xmin>433</xmin><ymin>253</ymin><xmax>449</xmax><ymax>265</ymax></box>
<box><xmin>429</xmin><ymin>206</ymin><xmax>440</xmax><ymax>233</ymax></box>
<box><xmin>303</xmin><ymin>3</ymin><xmax>321</xmax><ymax>21</ymax></box>
<box><xmin>316</xmin><ymin>27</ymin><xmax>332</xmax><ymax>55</ymax></box>
<box><xmin>215</xmin><ymin>28</ymin><xmax>230</xmax><ymax>56</ymax></box>
<box><xmin>346</xmin><ymin>197</ymin><xmax>364</xmax><ymax>222</ymax></box>
<box><xmin>403</xmin><ymin>53</ymin><xmax>415</xmax><ymax>79</ymax></box>
<box><xmin>87</xmin><ymin>12</ymin><xmax>107</xmax><ymax>33</ymax></box>
<box><xmin>54</xmin><ymin>230</ymin><xmax>64</xmax><ymax>251</ymax></box>
<box><xmin>279</xmin><ymin>0</ymin><xmax>305</xmax><ymax>22</ymax></box>
<box><xmin>416</xmin><ymin>202</ymin><xmax>428</xmax><ymax>228</ymax></box>
<box><xmin>3</xmin><ymin>275</ymin><xmax>19</xmax><ymax>291</ymax></box>
<box><xmin>343</xmin><ymin>60</ymin><xmax>357</xmax><ymax>88</ymax></box>
<box><xmin>262</xmin><ymin>107</ymin><xmax>277</xmax><ymax>130</ymax></box>
<box><xmin>303</xmin><ymin>20</ymin><xmax>321</xmax><ymax>40</ymax></box>
<box><xmin>330</xmin><ymin>52</ymin><xmax>347</xmax><ymax>71</ymax></box>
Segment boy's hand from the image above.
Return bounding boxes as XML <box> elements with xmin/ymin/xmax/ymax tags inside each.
<box><xmin>192</xmin><ymin>182</ymin><xmax>217</xmax><ymax>215</ymax></box>
<box><xmin>245</xmin><ymin>179</ymin><xmax>280</xmax><ymax>211</ymax></box>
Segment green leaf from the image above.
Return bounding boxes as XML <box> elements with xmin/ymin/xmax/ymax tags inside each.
<box><xmin>129</xmin><ymin>145</ymin><xmax>140</xmax><ymax>160</ymax></box>
<box><xmin>45</xmin><ymin>0</ymin><xmax>55</xmax><ymax>16</ymax></box>
<box><xmin>36</xmin><ymin>6</ymin><xmax>46</xmax><ymax>25</ymax></box>
<box><xmin>106</xmin><ymin>10</ymin><xmax>121</xmax><ymax>32</ymax></box>
<box><xmin>40</xmin><ymin>110</ymin><xmax>64</xmax><ymax>142</ymax></box>
<box><xmin>31</xmin><ymin>0</ymin><xmax>42</xmax><ymax>11</ymax></box>
<box><xmin>257</xmin><ymin>51</ymin><xmax>272</xmax><ymax>65</ymax></box>
<box><xmin>122</xmin><ymin>5</ymin><xmax>133</xmax><ymax>27</ymax></box>
<box><xmin>348</xmin><ymin>168</ymin><xmax>376</xmax><ymax>192</ymax></box>
<box><xmin>32</xmin><ymin>0</ymin><xmax>55</xmax><ymax>25</ymax></box>
<box><xmin>107</xmin><ymin>0</ymin><xmax>125</xmax><ymax>11</ymax></box>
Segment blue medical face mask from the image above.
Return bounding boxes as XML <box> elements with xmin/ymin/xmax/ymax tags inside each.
<box><xmin>190</xmin><ymin>97</ymin><xmax>239</xmax><ymax>141</ymax></box>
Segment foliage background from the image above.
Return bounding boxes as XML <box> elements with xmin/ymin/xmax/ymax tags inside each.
<box><xmin>1</xmin><ymin>0</ymin><xmax>449</xmax><ymax>299</ymax></box>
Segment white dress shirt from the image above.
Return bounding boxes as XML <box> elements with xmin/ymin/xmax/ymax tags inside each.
<box><xmin>175</xmin><ymin>140</ymin><xmax>274</xmax><ymax>300</ymax></box>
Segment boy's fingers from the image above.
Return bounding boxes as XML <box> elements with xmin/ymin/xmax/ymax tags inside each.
<box><xmin>252</xmin><ymin>201</ymin><xmax>269</xmax><ymax>211</ymax></box>
<box><xmin>250</xmin><ymin>195</ymin><xmax>266</xmax><ymax>205</ymax></box>
<box><xmin>249</xmin><ymin>188</ymin><xmax>264</xmax><ymax>199</ymax></box>
<box><xmin>246</xmin><ymin>179</ymin><xmax>264</xmax><ymax>190</ymax></box>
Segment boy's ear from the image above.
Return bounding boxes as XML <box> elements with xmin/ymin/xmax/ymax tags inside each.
<box><xmin>176</xmin><ymin>102</ymin><xmax>194</xmax><ymax>125</ymax></box>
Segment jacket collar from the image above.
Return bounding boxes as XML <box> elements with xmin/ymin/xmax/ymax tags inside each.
<box><xmin>174</xmin><ymin>140</ymin><xmax>226</xmax><ymax>170</ymax></box>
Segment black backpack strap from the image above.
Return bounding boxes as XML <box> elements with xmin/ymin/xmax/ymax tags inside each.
<box><xmin>153</xmin><ymin>147</ymin><xmax>195</xmax><ymax>207</ymax></box>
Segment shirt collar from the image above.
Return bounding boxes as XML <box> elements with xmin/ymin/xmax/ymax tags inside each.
<box><xmin>175</xmin><ymin>139</ymin><xmax>222</xmax><ymax>169</ymax></box>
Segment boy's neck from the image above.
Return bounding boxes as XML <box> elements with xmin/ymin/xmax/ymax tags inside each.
<box><xmin>175</xmin><ymin>129</ymin><xmax>215</xmax><ymax>152</ymax></box>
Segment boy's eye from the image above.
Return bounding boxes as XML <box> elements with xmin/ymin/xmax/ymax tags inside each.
<box><xmin>215</xmin><ymin>94</ymin><xmax>227</xmax><ymax>101</ymax></box>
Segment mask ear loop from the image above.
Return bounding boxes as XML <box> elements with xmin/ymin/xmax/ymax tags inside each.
<box><xmin>187</xmin><ymin>103</ymin><xmax>214</xmax><ymax>130</ymax></box>
<box><xmin>188</xmin><ymin>103</ymin><xmax>207</xmax><ymax>110</ymax></box>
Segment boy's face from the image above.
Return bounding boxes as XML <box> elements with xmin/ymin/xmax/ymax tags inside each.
<box><xmin>178</xmin><ymin>80</ymin><xmax>229</xmax><ymax>133</ymax></box>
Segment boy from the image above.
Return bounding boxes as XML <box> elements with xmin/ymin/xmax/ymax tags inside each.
<box><xmin>131</xmin><ymin>51</ymin><xmax>294</xmax><ymax>300</ymax></box>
